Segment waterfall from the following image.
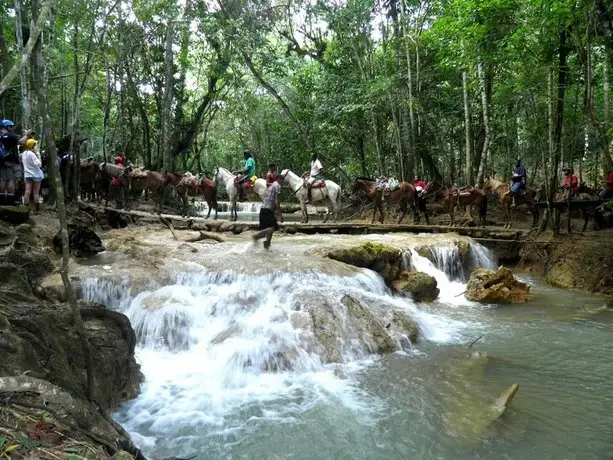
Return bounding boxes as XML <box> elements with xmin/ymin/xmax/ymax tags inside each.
<box><xmin>414</xmin><ymin>242</ymin><xmax>496</xmax><ymax>282</ymax></box>
<box><xmin>195</xmin><ymin>200</ymin><xmax>262</xmax><ymax>216</ymax></box>
<box><xmin>80</xmin><ymin>238</ymin><xmax>494</xmax><ymax>458</ymax></box>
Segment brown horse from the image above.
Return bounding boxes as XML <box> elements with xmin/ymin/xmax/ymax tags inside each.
<box><xmin>482</xmin><ymin>178</ymin><xmax>538</xmax><ymax>228</ymax></box>
<box><xmin>425</xmin><ymin>182</ymin><xmax>488</xmax><ymax>226</ymax></box>
<box><xmin>99</xmin><ymin>163</ymin><xmax>131</xmax><ymax>210</ymax></box>
<box><xmin>351</xmin><ymin>178</ymin><xmax>420</xmax><ymax>224</ymax></box>
<box><xmin>174</xmin><ymin>173</ymin><xmax>219</xmax><ymax>218</ymax></box>
<box><xmin>80</xmin><ymin>159</ymin><xmax>99</xmax><ymax>201</ymax></box>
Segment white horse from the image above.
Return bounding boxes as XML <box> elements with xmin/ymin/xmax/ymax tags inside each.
<box><xmin>280</xmin><ymin>169</ymin><xmax>341</xmax><ymax>223</ymax></box>
<box><xmin>214</xmin><ymin>166</ymin><xmax>267</xmax><ymax>221</ymax></box>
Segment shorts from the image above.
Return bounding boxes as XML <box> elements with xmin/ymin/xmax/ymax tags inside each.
<box><xmin>0</xmin><ymin>163</ymin><xmax>20</xmax><ymax>181</ymax></box>
<box><xmin>259</xmin><ymin>208</ymin><xmax>278</xmax><ymax>231</ymax></box>
<box><xmin>25</xmin><ymin>176</ymin><xmax>42</xmax><ymax>183</ymax></box>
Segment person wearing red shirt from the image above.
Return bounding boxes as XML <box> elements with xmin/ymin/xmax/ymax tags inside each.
<box><xmin>562</xmin><ymin>168</ymin><xmax>578</xmax><ymax>200</ymax></box>
<box><xmin>413</xmin><ymin>175</ymin><xmax>427</xmax><ymax>190</ymax></box>
<box><xmin>599</xmin><ymin>170</ymin><xmax>613</xmax><ymax>199</ymax></box>
<box><xmin>266</xmin><ymin>163</ymin><xmax>277</xmax><ymax>188</ymax></box>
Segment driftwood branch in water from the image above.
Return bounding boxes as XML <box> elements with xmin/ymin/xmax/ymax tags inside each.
<box><xmin>160</xmin><ymin>216</ymin><xmax>178</xmax><ymax>240</ymax></box>
<box><xmin>185</xmin><ymin>231</ymin><xmax>225</xmax><ymax>243</ymax></box>
<box><xmin>466</xmin><ymin>335</ymin><xmax>483</xmax><ymax>348</ymax></box>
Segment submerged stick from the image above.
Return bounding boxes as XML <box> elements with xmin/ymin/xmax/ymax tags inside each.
<box><xmin>160</xmin><ymin>217</ymin><xmax>178</xmax><ymax>241</ymax></box>
<box><xmin>466</xmin><ymin>335</ymin><xmax>483</xmax><ymax>348</ymax></box>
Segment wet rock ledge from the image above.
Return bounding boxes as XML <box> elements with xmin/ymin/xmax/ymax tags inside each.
<box><xmin>0</xmin><ymin>220</ymin><xmax>144</xmax><ymax>459</ymax></box>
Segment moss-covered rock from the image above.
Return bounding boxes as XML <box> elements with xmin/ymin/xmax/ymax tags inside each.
<box><xmin>392</xmin><ymin>271</ymin><xmax>439</xmax><ymax>301</ymax></box>
<box><xmin>325</xmin><ymin>242</ymin><xmax>403</xmax><ymax>284</ymax></box>
<box><xmin>465</xmin><ymin>267</ymin><xmax>530</xmax><ymax>303</ymax></box>
<box><xmin>0</xmin><ymin>205</ymin><xmax>30</xmax><ymax>224</ymax></box>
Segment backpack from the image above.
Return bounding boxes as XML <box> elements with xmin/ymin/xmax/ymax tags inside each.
<box><xmin>0</xmin><ymin>133</ymin><xmax>7</xmax><ymax>160</ymax></box>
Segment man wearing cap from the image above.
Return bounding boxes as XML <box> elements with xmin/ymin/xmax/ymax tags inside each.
<box><xmin>0</xmin><ymin>120</ymin><xmax>30</xmax><ymax>205</ymax></box>
<box><xmin>233</xmin><ymin>150</ymin><xmax>256</xmax><ymax>202</ymax></box>
<box><xmin>509</xmin><ymin>159</ymin><xmax>527</xmax><ymax>208</ymax></box>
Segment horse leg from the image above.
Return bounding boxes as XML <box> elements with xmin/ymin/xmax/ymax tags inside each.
<box><xmin>582</xmin><ymin>209</ymin><xmax>589</xmax><ymax>232</ymax></box>
<box><xmin>300</xmin><ymin>199</ymin><xmax>308</xmax><ymax>223</ymax></box>
<box><xmin>397</xmin><ymin>200</ymin><xmax>407</xmax><ymax>224</ymax></box>
<box><xmin>448</xmin><ymin>202</ymin><xmax>455</xmax><ymax>227</ymax></box>
<box><xmin>371</xmin><ymin>199</ymin><xmax>377</xmax><ymax>224</ymax></box>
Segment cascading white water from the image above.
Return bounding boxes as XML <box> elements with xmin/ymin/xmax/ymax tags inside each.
<box><xmin>81</xmin><ymin>239</ymin><xmax>497</xmax><ymax>458</ymax></box>
<box><xmin>415</xmin><ymin>242</ymin><xmax>496</xmax><ymax>282</ymax></box>
<box><xmin>195</xmin><ymin>200</ymin><xmax>262</xmax><ymax>216</ymax></box>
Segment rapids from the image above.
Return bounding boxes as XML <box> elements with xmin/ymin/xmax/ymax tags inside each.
<box><xmin>79</xmin><ymin>230</ymin><xmax>613</xmax><ymax>460</ymax></box>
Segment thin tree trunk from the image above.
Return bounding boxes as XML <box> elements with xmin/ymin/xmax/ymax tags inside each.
<box><xmin>0</xmin><ymin>0</ymin><xmax>53</xmax><ymax>98</ymax></box>
<box><xmin>463</xmin><ymin>71</ymin><xmax>474</xmax><ymax>185</ymax></box>
<box><xmin>603</xmin><ymin>54</ymin><xmax>613</xmax><ymax>170</ymax></box>
<box><xmin>476</xmin><ymin>56</ymin><xmax>490</xmax><ymax>187</ymax></box>
<box><xmin>32</xmin><ymin>0</ymin><xmax>94</xmax><ymax>401</ymax></box>
<box><xmin>15</xmin><ymin>0</ymin><xmax>30</xmax><ymax>128</ymax></box>
<box><xmin>162</xmin><ymin>20</ymin><xmax>175</xmax><ymax>172</ymax></box>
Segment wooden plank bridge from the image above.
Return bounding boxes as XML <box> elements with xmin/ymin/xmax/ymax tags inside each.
<box><xmin>81</xmin><ymin>203</ymin><xmax>526</xmax><ymax>241</ymax></box>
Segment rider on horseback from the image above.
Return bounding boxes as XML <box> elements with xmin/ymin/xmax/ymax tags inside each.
<box><xmin>233</xmin><ymin>150</ymin><xmax>256</xmax><ymax>202</ymax></box>
<box><xmin>306</xmin><ymin>152</ymin><xmax>323</xmax><ymax>203</ymax></box>
<box><xmin>510</xmin><ymin>159</ymin><xmax>527</xmax><ymax>208</ymax></box>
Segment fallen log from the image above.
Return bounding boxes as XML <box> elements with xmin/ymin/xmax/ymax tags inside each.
<box><xmin>185</xmin><ymin>231</ymin><xmax>225</xmax><ymax>243</ymax></box>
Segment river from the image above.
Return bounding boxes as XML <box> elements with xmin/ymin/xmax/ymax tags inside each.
<box><xmin>79</xmin><ymin>227</ymin><xmax>613</xmax><ymax>460</ymax></box>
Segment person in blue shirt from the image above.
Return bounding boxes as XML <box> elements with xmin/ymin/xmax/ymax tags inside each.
<box><xmin>233</xmin><ymin>150</ymin><xmax>256</xmax><ymax>202</ymax></box>
<box><xmin>509</xmin><ymin>159</ymin><xmax>527</xmax><ymax>208</ymax></box>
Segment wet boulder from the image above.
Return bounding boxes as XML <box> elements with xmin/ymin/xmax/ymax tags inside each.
<box><xmin>293</xmin><ymin>293</ymin><xmax>419</xmax><ymax>363</ymax></box>
<box><xmin>325</xmin><ymin>242</ymin><xmax>403</xmax><ymax>284</ymax></box>
<box><xmin>465</xmin><ymin>267</ymin><xmax>530</xmax><ymax>303</ymax></box>
<box><xmin>392</xmin><ymin>271</ymin><xmax>439</xmax><ymax>302</ymax></box>
<box><xmin>53</xmin><ymin>223</ymin><xmax>105</xmax><ymax>256</ymax></box>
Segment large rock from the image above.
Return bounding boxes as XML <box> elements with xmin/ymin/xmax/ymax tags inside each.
<box><xmin>293</xmin><ymin>293</ymin><xmax>419</xmax><ymax>363</ymax></box>
<box><xmin>325</xmin><ymin>242</ymin><xmax>403</xmax><ymax>284</ymax></box>
<box><xmin>392</xmin><ymin>271</ymin><xmax>439</xmax><ymax>301</ymax></box>
<box><xmin>53</xmin><ymin>223</ymin><xmax>106</xmax><ymax>256</ymax></box>
<box><xmin>465</xmin><ymin>267</ymin><xmax>530</xmax><ymax>303</ymax></box>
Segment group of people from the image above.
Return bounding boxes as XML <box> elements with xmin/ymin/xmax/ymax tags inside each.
<box><xmin>0</xmin><ymin>120</ymin><xmax>44</xmax><ymax>211</ymax></box>
<box><xmin>509</xmin><ymin>159</ymin><xmax>613</xmax><ymax>203</ymax></box>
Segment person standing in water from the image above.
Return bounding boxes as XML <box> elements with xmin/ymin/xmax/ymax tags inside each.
<box><xmin>253</xmin><ymin>171</ymin><xmax>285</xmax><ymax>249</ymax></box>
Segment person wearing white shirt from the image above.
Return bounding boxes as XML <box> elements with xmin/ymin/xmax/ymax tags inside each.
<box><xmin>306</xmin><ymin>153</ymin><xmax>324</xmax><ymax>202</ymax></box>
<box><xmin>21</xmin><ymin>138</ymin><xmax>44</xmax><ymax>212</ymax></box>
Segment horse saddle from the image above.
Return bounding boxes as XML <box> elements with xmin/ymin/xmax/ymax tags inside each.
<box><xmin>234</xmin><ymin>175</ymin><xmax>256</xmax><ymax>189</ymax></box>
<box><xmin>309</xmin><ymin>180</ymin><xmax>326</xmax><ymax>189</ymax></box>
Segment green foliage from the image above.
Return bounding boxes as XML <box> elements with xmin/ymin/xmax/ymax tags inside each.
<box><xmin>1</xmin><ymin>0</ymin><xmax>611</xmax><ymax>188</ymax></box>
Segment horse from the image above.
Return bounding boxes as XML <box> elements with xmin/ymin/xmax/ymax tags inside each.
<box><xmin>553</xmin><ymin>188</ymin><xmax>600</xmax><ymax>232</ymax></box>
<box><xmin>214</xmin><ymin>167</ymin><xmax>267</xmax><ymax>221</ymax></box>
<box><xmin>79</xmin><ymin>158</ymin><xmax>99</xmax><ymax>201</ymax></box>
<box><xmin>424</xmin><ymin>182</ymin><xmax>488</xmax><ymax>227</ymax></box>
<box><xmin>99</xmin><ymin>162</ymin><xmax>131</xmax><ymax>210</ymax></box>
<box><xmin>351</xmin><ymin>177</ymin><xmax>423</xmax><ymax>224</ymax></box>
<box><xmin>280</xmin><ymin>169</ymin><xmax>341</xmax><ymax>223</ymax></box>
<box><xmin>174</xmin><ymin>172</ymin><xmax>219</xmax><ymax>218</ymax></box>
<box><xmin>482</xmin><ymin>177</ymin><xmax>538</xmax><ymax>229</ymax></box>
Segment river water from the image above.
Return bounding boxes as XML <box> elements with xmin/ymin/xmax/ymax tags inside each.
<box><xmin>80</xmin><ymin>230</ymin><xmax>613</xmax><ymax>460</ymax></box>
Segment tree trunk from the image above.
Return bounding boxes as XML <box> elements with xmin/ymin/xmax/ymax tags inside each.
<box><xmin>603</xmin><ymin>54</ymin><xmax>613</xmax><ymax>171</ymax></box>
<box><xmin>0</xmin><ymin>0</ymin><xmax>53</xmax><ymax>98</ymax></box>
<box><xmin>162</xmin><ymin>20</ymin><xmax>175</xmax><ymax>172</ymax></box>
<box><xmin>15</xmin><ymin>0</ymin><xmax>30</xmax><ymax>129</ymax></box>
<box><xmin>463</xmin><ymin>71</ymin><xmax>474</xmax><ymax>185</ymax></box>
<box><xmin>476</xmin><ymin>56</ymin><xmax>490</xmax><ymax>187</ymax></box>
<box><xmin>32</xmin><ymin>0</ymin><xmax>94</xmax><ymax>401</ymax></box>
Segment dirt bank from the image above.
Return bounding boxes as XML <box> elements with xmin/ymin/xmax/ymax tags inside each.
<box><xmin>521</xmin><ymin>229</ymin><xmax>613</xmax><ymax>296</ymax></box>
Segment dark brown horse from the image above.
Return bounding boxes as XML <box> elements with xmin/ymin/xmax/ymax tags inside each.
<box><xmin>80</xmin><ymin>159</ymin><xmax>99</xmax><ymax>201</ymax></box>
<box><xmin>174</xmin><ymin>173</ymin><xmax>219</xmax><ymax>218</ymax></box>
<box><xmin>482</xmin><ymin>178</ymin><xmax>538</xmax><ymax>228</ymax></box>
<box><xmin>351</xmin><ymin>178</ymin><xmax>420</xmax><ymax>224</ymax></box>
<box><xmin>141</xmin><ymin>170</ymin><xmax>167</xmax><ymax>214</ymax></box>
<box><xmin>425</xmin><ymin>182</ymin><xmax>488</xmax><ymax>226</ymax></box>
